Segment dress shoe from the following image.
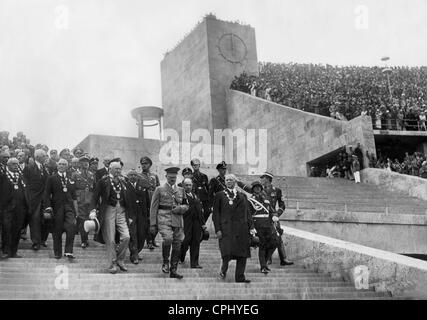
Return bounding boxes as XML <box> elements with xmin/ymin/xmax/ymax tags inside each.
<box><xmin>117</xmin><ymin>262</ymin><xmax>128</xmax><ymax>272</ymax></box>
<box><xmin>148</xmin><ymin>243</ymin><xmax>154</xmax><ymax>251</ymax></box>
<box><xmin>54</xmin><ymin>255</ymin><xmax>61</xmax><ymax>259</ymax></box>
<box><xmin>191</xmin><ymin>265</ymin><xmax>203</xmax><ymax>269</ymax></box>
<box><xmin>152</xmin><ymin>241</ymin><xmax>159</xmax><ymax>247</ymax></box>
<box><xmin>236</xmin><ymin>279</ymin><xmax>251</xmax><ymax>283</ymax></box>
<box><xmin>170</xmin><ymin>271</ymin><xmax>183</xmax><ymax>279</ymax></box>
<box><xmin>81</xmin><ymin>242</ymin><xmax>88</xmax><ymax>249</ymax></box>
<box><xmin>64</xmin><ymin>253</ymin><xmax>75</xmax><ymax>259</ymax></box>
<box><xmin>41</xmin><ymin>242</ymin><xmax>47</xmax><ymax>248</ymax></box>
<box><xmin>280</xmin><ymin>260</ymin><xmax>294</xmax><ymax>266</ymax></box>
<box><xmin>138</xmin><ymin>257</ymin><xmax>143</xmax><ymax>261</ymax></box>
<box><xmin>261</xmin><ymin>268</ymin><xmax>269</xmax><ymax>274</ymax></box>
<box><xmin>0</xmin><ymin>253</ymin><xmax>9</xmax><ymax>259</ymax></box>
<box><xmin>219</xmin><ymin>272</ymin><xmax>226</xmax><ymax>280</ymax></box>
<box><xmin>107</xmin><ymin>265</ymin><xmax>118</xmax><ymax>274</ymax></box>
<box><xmin>162</xmin><ymin>263</ymin><xmax>170</xmax><ymax>273</ymax></box>
<box><xmin>266</xmin><ymin>267</ymin><xmax>271</xmax><ymax>272</ymax></box>
<box><xmin>32</xmin><ymin>244</ymin><xmax>40</xmax><ymax>251</ymax></box>
<box><xmin>131</xmin><ymin>259</ymin><xmax>139</xmax><ymax>265</ymax></box>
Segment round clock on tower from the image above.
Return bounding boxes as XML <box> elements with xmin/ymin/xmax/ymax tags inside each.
<box><xmin>216</xmin><ymin>33</ymin><xmax>248</xmax><ymax>65</ymax></box>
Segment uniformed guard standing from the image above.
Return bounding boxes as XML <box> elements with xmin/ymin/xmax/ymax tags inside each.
<box><xmin>139</xmin><ymin>156</ymin><xmax>160</xmax><ymax>250</ymax></box>
<box><xmin>150</xmin><ymin>167</ymin><xmax>188</xmax><ymax>279</ymax></box>
<box><xmin>208</xmin><ymin>161</ymin><xmax>228</xmax><ymax>211</ymax></box>
<box><xmin>190</xmin><ymin>158</ymin><xmax>210</xmax><ymax>222</ymax></box>
<box><xmin>248</xmin><ymin>181</ymin><xmax>278</xmax><ymax>274</ymax></box>
<box><xmin>71</xmin><ymin>155</ymin><xmax>95</xmax><ymax>248</ymax></box>
<box><xmin>260</xmin><ymin>172</ymin><xmax>293</xmax><ymax>266</ymax></box>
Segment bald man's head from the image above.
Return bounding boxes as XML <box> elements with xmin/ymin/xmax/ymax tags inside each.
<box><xmin>109</xmin><ymin>161</ymin><xmax>122</xmax><ymax>178</ymax></box>
<box><xmin>34</xmin><ymin>149</ymin><xmax>47</xmax><ymax>163</ymax></box>
<box><xmin>7</xmin><ymin>157</ymin><xmax>19</xmax><ymax>172</ymax></box>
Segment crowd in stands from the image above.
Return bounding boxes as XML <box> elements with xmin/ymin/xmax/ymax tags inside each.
<box><xmin>230</xmin><ymin>62</ymin><xmax>427</xmax><ymax>129</ymax></box>
<box><xmin>371</xmin><ymin>150</ymin><xmax>427</xmax><ymax>178</ymax></box>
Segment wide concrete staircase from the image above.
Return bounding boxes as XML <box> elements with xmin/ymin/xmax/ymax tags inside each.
<box><xmin>0</xmin><ymin>231</ymin><xmax>392</xmax><ymax>300</ymax></box>
<box><xmin>238</xmin><ymin>175</ymin><xmax>427</xmax><ymax>215</ymax></box>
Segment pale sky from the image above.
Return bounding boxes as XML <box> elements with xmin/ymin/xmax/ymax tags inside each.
<box><xmin>0</xmin><ymin>0</ymin><xmax>426</xmax><ymax>150</ymax></box>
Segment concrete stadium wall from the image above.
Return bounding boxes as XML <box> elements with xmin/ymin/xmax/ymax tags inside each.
<box><xmin>282</xmin><ymin>210</ymin><xmax>427</xmax><ymax>254</ymax></box>
<box><xmin>161</xmin><ymin>20</ymin><xmax>212</xmax><ymax>136</ymax></box>
<box><xmin>226</xmin><ymin>90</ymin><xmax>376</xmax><ymax>176</ymax></box>
<box><xmin>283</xmin><ymin>226</ymin><xmax>427</xmax><ymax>299</ymax></box>
<box><xmin>361</xmin><ymin>168</ymin><xmax>427</xmax><ymax>202</ymax></box>
<box><xmin>76</xmin><ymin>134</ymin><xmax>221</xmax><ymax>184</ymax></box>
<box><xmin>160</xmin><ymin>16</ymin><xmax>258</xmax><ymax>139</ymax></box>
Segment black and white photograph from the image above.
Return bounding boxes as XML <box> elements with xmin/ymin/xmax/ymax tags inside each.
<box><xmin>1</xmin><ymin>0</ymin><xmax>427</xmax><ymax>305</ymax></box>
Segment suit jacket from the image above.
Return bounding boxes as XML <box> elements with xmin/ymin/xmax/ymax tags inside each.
<box><xmin>125</xmin><ymin>179</ymin><xmax>150</xmax><ymax>221</ymax></box>
<box><xmin>95</xmin><ymin>167</ymin><xmax>108</xmax><ymax>183</ymax></box>
<box><xmin>0</xmin><ymin>172</ymin><xmax>28</xmax><ymax>213</ymax></box>
<box><xmin>43</xmin><ymin>173</ymin><xmax>77</xmax><ymax>211</ymax></box>
<box><xmin>213</xmin><ymin>189</ymin><xmax>253</xmax><ymax>259</ymax></box>
<box><xmin>182</xmin><ymin>192</ymin><xmax>205</xmax><ymax>225</ymax></box>
<box><xmin>23</xmin><ymin>162</ymin><xmax>48</xmax><ymax>211</ymax></box>
<box><xmin>91</xmin><ymin>175</ymin><xmax>130</xmax><ymax>244</ymax></box>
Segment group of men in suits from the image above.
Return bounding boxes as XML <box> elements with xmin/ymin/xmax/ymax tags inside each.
<box><xmin>1</xmin><ymin>146</ymin><xmax>293</xmax><ymax>284</ymax></box>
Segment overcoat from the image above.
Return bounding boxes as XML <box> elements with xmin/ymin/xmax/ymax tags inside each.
<box><xmin>212</xmin><ymin>189</ymin><xmax>253</xmax><ymax>259</ymax></box>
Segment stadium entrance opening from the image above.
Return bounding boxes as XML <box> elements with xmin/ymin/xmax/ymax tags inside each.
<box><xmin>306</xmin><ymin>147</ymin><xmax>345</xmax><ymax>177</ymax></box>
<box><xmin>374</xmin><ymin>134</ymin><xmax>427</xmax><ymax>161</ymax></box>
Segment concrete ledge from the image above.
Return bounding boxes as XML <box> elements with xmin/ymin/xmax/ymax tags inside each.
<box><xmin>283</xmin><ymin>226</ymin><xmax>427</xmax><ymax>299</ymax></box>
<box><xmin>284</xmin><ymin>210</ymin><xmax>427</xmax><ymax>226</ymax></box>
<box><xmin>361</xmin><ymin>168</ymin><xmax>427</xmax><ymax>201</ymax></box>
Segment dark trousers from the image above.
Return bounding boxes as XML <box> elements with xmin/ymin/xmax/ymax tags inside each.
<box><xmin>2</xmin><ymin>208</ymin><xmax>25</xmax><ymax>256</ymax></box>
<box><xmin>201</xmin><ymin>201</ymin><xmax>211</xmax><ymax>222</ymax></box>
<box><xmin>76</xmin><ymin>217</ymin><xmax>88</xmax><ymax>244</ymax></box>
<box><xmin>52</xmin><ymin>205</ymin><xmax>76</xmax><ymax>256</ymax></box>
<box><xmin>129</xmin><ymin>213</ymin><xmax>148</xmax><ymax>260</ymax></box>
<box><xmin>259</xmin><ymin>246</ymin><xmax>275</xmax><ymax>269</ymax></box>
<box><xmin>221</xmin><ymin>256</ymin><xmax>247</xmax><ymax>282</ymax></box>
<box><xmin>277</xmin><ymin>235</ymin><xmax>287</xmax><ymax>262</ymax></box>
<box><xmin>29</xmin><ymin>202</ymin><xmax>48</xmax><ymax>245</ymax></box>
<box><xmin>180</xmin><ymin>219</ymin><xmax>201</xmax><ymax>267</ymax></box>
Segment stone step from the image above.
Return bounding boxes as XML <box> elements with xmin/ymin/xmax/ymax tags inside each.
<box><xmin>0</xmin><ymin>291</ymin><xmax>390</xmax><ymax>300</ymax></box>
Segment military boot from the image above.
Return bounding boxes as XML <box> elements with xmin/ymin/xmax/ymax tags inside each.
<box><xmin>170</xmin><ymin>248</ymin><xmax>183</xmax><ymax>279</ymax></box>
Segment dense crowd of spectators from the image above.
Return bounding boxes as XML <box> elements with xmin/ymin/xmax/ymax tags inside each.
<box><xmin>230</xmin><ymin>62</ymin><xmax>427</xmax><ymax>129</ymax></box>
<box><xmin>372</xmin><ymin>150</ymin><xmax>427</xmax><ymax>178</ymax></box>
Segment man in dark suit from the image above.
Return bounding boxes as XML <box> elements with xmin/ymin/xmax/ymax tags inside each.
<box><xmin>95</xmin><ymin>157</ymin><xmax>111</xmax><ymax>183</ymax></box>
<box><xmin>0</xmin><ymin>158</ymin><xmax>28</xmax><ymax>258</ymax></box>
<box><xmin>126</xmin><ymin>169</ymin><xmax>150</xmax><ymax>264</ymax></box>
<box><xmin>213</xmin><ymin>174</ymin><xmax>255</xmax><ymax>283</ymax></box>
<box><xmin>91</xmin><ymin>161</ymin><xmax>130</xmax><ymax>274</ymax></box>
<box><xmin>208</xmin><ymin>161</ymin><xmax>227</xmax><ymax>213</ymax></box>
<box><xmin>23</xmin><ymin>149</ymin><xmax>49</xmax><ymax>250</ymax></box>
<box><xmin>180</xmin><ymin>178</ymin><xmax>206</xmax><ymax>268</ymax></box>
<box><xmin>43</xmin><ymin>158</ymin><xmax>78</xmax><ymax>259</ymax></box>
<box><xmin>190</xmin><ymin>158</ymin><xmax>210</xmax><ymax>222</ymax></box>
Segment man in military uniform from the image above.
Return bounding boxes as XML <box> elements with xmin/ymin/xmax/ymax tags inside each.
<box><xmin>89</xmin><ymin>157</ymin><xmax>99</xmax><ymax>175</ymax></box>
<box><xmin>150</xmin><ymin>167</ymin><xmax>188</xmax><ymax>279</ymax></box>
<box><xmin>260</xmin><ymin>172</ymin><xmax>293</xmax><ymax>266</ymax></box>
<box><xmin>191</xmin><ymin>158</ymin><xmax>210</xmax><ymax>222</ymax></box>
<box><xmin>139</xmin><ymin>156</ymin><xmax>160</xmax><ymax>250</ymax></box>
<box><xmin>71</xmin><ymin>155</ymin><xmax>95</xmax><ymax>248</ymax></box>
<box><xmin>69</xmin><ymin>157</ymin><xmax>80</xmax><ymax>174</ymax></box>
<box><xmin>208</xmin><ymin>161</ymin><xmax>228</xmax><ymax>213</ymax></box>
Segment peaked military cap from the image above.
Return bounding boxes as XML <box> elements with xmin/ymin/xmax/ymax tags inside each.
<box><xmin>140</xmin><ymin>156</ymin><xmax>153</xmax><ymax>166</ymax></box>
<box><xmin>260</xmin><ymin>172</ymin><xmax>274</xmax><ymax>180</ymax></box>
<box><xmin>182</xmin><ymin>167</ymin><xmax>193</xmax><ymax>176</ymax></box>
<box><xmin>251</xmin><ymin>180</ymin><xmax>263</xmax><ymax>191</ymax></box>
<box><xmin>216</xmin><ymin>161</ymin><xmax>227</xmax><ymax>170</ymax></box>
<box><xmin>79</xmin><ymin>155</ymin><xmax>91</xmax><ymax>162</ymax></box>
<box><xmin>165</xmin><ymin>167</ymin><xmax>180</xmax><ymax>174</ymax></box>
<box><xmin>89</xmin><ymin>157</ymin><xmax>99</xmax><ymax>165</ymax></box>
